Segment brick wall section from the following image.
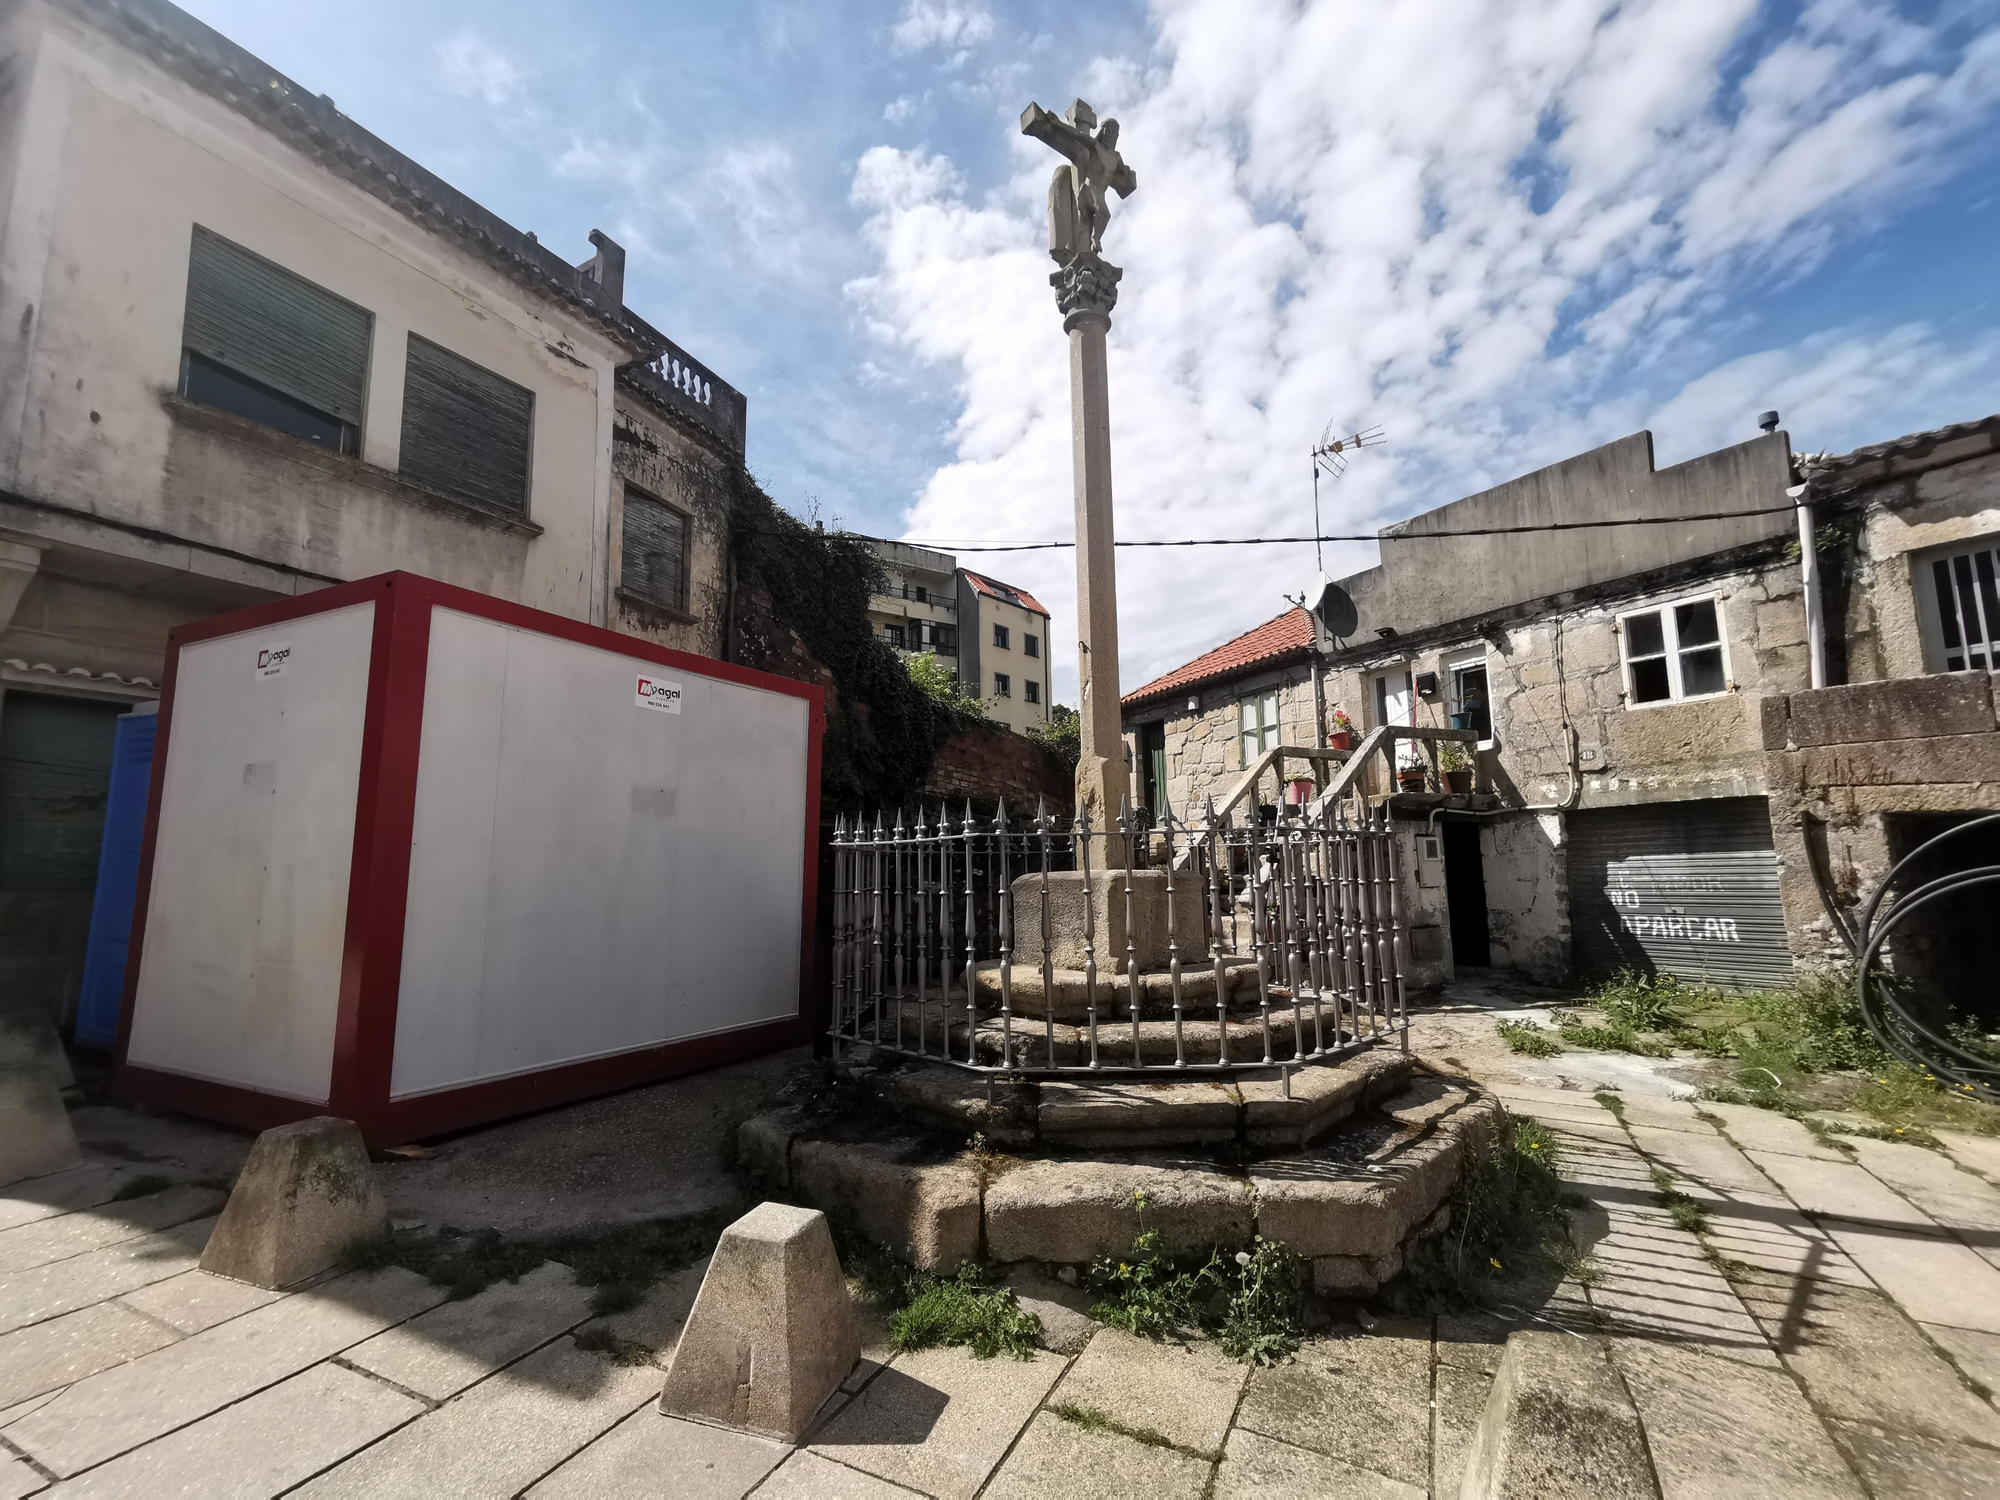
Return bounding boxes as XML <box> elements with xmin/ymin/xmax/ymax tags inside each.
<box><xmin>923</xmin><ymin>720</ymin><xmax>1074</xmax><ymax>813</ymax></box>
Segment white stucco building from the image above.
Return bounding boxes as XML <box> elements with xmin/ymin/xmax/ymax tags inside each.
<box><xmin>0</xmin><ymin>0</ymin><xmax>748</xmax><ymax>1031</ymax></box>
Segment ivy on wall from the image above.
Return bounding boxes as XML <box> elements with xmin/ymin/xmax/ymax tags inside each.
<box><xmin>729</xmin><ymin>477</ymin><xmax>981</xmax><ymax>811</ymax></box>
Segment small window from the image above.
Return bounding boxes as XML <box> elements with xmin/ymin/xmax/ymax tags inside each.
<box><xmin>620</xmin><ymin>489</ymin><xmax>688</xmax><ymax>613</ymax></box>
<box><xmin>400</xmin><ymin>335</ymin><xmax>533</xmax><ymax>517</ymax></box>
<box><xmin>1447</xmin><ymin>656</ymin><xmax>1491</xmax><ymax>741</ymax></box>
<box><xmin>1922</xmin><ymin>540</ymin><xmax>2000</xmax><ymax>671</ymax></box>
<box><xmin>915</xmin><ymin>585</ymin><xmax>928</xmax><ymax>604</ymax></box>
<box><xmin>1024</xmin><ymin>633</ymin><xmax>1040</xmax><ymax>658</ymax></box>
<box><xmin>884</xmin><ymin>623</ymin><xmax>907</xmax><ymax>649</ymax></box>
<box><xmin>1239</xmin><ymin>689</ymin><xmax>1280</xmax><ymax>764</ymax></box>
<box><xmin>923</xmin><ymin>623</ymin><xmax>957</xmax><ymax>656</ymax></box>
<box><xmin>1619</xmin><ymin>596</ymin><xmax>1727</xmax><ymax>705</ymax></box>
<box><xmin>994</xmin><ymin>672</ymin><xmax>1011</xmax><ymax>697</ymax></box>
<box><xmin>179</xmin><ymin>227</ymin><xmax>369</xmax><ymax>453</ymax></box>
<box><xmin>993</xmin><ymin>624</ymin><xmax>1010</xmax><ymax>649</ymax></box>
<box><xmin>1024</xmin><ymin>680</ymin><xmax>1040</xmax><ymax>704</ymax></box>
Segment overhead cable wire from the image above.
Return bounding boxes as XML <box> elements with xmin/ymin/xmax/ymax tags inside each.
<box><xmin>764</xmin><ymin>497</ymin><xmax>1811</xmax><ymax>553</ymax></box>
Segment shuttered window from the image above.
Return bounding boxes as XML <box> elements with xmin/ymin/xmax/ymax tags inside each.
<box><xmin>621</xmin><ymin>489</ymin><xmax>689</xmax><ymax>612</ymax></box>
<box><xmin>180</xmin><ymin>227</ymin><xmax>369</xmax><ymax>452</ymax></box>
<box><xmin>399</xmin><ymin>336</ymin><xmax>534</xmax><ymax>517</ymax></box>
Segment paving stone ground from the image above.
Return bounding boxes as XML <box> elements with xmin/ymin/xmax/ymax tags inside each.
<box><xmin>4</xmin><ymin>1010</ymin><xmax>2000</xmax><ymax>1494</ymax></box>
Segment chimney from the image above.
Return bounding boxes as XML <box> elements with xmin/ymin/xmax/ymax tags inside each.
<box><xmin>580</xmin><ymin>229</ymin><xmax>626</xmax><ymax>307</ymax></box>
<box><xmin>1757</xmin><ymin>410</ymin><xmax>1780</xmax><ymax>434</ymax></box>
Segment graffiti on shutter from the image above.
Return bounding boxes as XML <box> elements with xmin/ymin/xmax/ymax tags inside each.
<box><xmin>1567</xmin><ymin>797</ymin><xmax>1793</xmax><ymax>989</ymax></box>
<box><xmin>400</xmin><ymin>336</ymin><xmax>534</xmax><ymax>517</ymax></box>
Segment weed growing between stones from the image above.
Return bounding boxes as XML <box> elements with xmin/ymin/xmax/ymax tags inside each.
<box><xmin>1050</xmin><ymin>1403</ymin><xmax>1221</xmax><ymax>1462</ymax></box>
<box><xmin>1594</xmin><ymin>1091</ymin><xmax>1626</xmax><ymax>1118</ymax></box>
<box><xmin>1086</xmin><ymin>1194</ymin><xmax>1308</xmax><ymax>1365</ymax></box>
<box><xmin>1496</xmin><ymin>1019</ymin><xmax>1562</xmax><ymax>1057</ymax></box>
<box><xmin>1386</xmin><ymin>1116</ymin><xmax>1570</xmax><ymax>1314</ymax></box>
<box><xmin>1649</xmin><ymin>1167</ymin><xmax>1709</xmax><ymax>1235</ymax></box>
<box><xmin>889</xmin><ymin>1264</ymin><xmax>1041</xmax><ymax>1360</ymax></box>
<box><xmin>343</xmin><ymin>1207</ymin><xmax>730</xmax><ymax>1311</ymax></box>
<box><xmin>571</xmin><ymin>1327</ymin><xmax>655</xmax><ymax>1365</ymax></box>
<box><xmin>1557</xmin><ymin>1014</ymin><xmax>1674</xmax><ymax>1057</ymax></box>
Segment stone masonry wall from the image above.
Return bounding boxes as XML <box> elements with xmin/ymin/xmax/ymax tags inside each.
<box><xmin>1480</xmin><ymin>811</ymin><xmax>1570</xmax><ymax>983</ymax></box>
<box><xmin>609</xmin><ymin>392</ymin><xmax>733</xmax><ymax>661</ymax></box>
<box><xmin>1129</xmin><ymin>662</ymin><xmax>1322</xmax><ymax>819</ymax></box>
<box><xmin>1763</xmin><ymin>673</ymin><xmax>2000</xmax><ymax>967</ymax></box>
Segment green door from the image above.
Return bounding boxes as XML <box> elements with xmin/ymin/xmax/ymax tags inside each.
<box><xmin>0</xmin><ymin>692</ymin><xmax>125</xmax><ymax>890</ymax></box>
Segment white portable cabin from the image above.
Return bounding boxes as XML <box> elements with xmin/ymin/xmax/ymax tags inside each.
<box><xmin>114</xmin><ymin>572</ymin><xmax>823</xmax><ymax>1144</ymax></box>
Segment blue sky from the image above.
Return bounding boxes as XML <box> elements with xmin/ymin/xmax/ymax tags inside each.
<box><xmin>180</xmin><ymin>1</ymin><xmax>2000</xmax><ymax>699</ymax></box>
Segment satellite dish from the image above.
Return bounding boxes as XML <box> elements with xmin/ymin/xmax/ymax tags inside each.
<box><xmin>1302</xmin><ymin>573</ymin><xmax>1357</xmax><ymax>639</ymax></box>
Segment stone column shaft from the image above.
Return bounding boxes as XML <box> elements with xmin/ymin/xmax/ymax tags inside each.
<box><xmin>1068</xmin><ymin>314</ymin><xmax>1128</xmax><ymax>824</ymax></box>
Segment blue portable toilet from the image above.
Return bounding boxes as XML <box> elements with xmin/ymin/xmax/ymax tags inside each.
<box><xmin>75</xmin><ymin>702</ymin><xmax>157</xmax><ymax>1050</ymax></box>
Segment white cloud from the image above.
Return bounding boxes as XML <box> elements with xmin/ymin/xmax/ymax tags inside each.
<box><xmin>848</xmin><ymin>0</ymin><xmax>2000</xmax><ymax>702</ymax></box>
<box><xmin>891</xmin><ymin>2</ymin><xmax>994</xmax><ymax>55</ymax></box>
<box><xmin>884</xmin><ymin>95</ymin><xmax>917</xmax><ymax>123</ymax></box>
<box><xmin>438</xmin><ymin>31</ymin><xmax>526</xmax><ymax>106</ymax></box>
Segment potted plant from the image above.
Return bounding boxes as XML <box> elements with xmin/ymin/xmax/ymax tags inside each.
<box><xmin>1440</xmin><ymin>740</ymin><xmax>1474</xmax><ymax>794</ymax></box>
<box><xmin>1328</xmin><ymin>709</ymin><xmax>1354</xmax><ymax>751</ymax></box>
<box><xmin>1396</xmin><ymin>759</ymin><xmax>1428</xmax><ymax>792</ymax></box>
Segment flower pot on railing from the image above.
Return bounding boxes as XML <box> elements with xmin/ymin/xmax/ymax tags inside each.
<box><xmin>1328</xmin><ymin>730</ymin><xmax>1352</xmax><ymax>750</ymax></box>
<box><xmin>1396</xmin><ymin>768</ymin><xmax>1428</xmax><ymax>793</ymax></box>
<box><xmin>1444</xmin><ymin>769</ymin><xmax>1473</xmax><ymax>794</ymax></box>
<box><xmin>1448</xmin><ymin>713</ymin><xmax>1472</xmax><ymax>731</ymax></box>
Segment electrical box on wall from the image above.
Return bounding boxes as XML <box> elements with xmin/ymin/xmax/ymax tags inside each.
<box><xmin>1414</xmin><ymin>671</ymin><xmax>1440</xmax><ymax>699</ymax></box>
<box><xmin>1415</xmin><ymin>831</ymin><xmax>1443</xmax><ymax>885</ymax></box>
<box><xmin>112</xmin><ymin>572</ymin><xmax>825</xmax><ymax>1146</ymax></box>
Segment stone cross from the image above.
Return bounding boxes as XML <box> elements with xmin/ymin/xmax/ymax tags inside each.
<box><xmin>1021</xmin><ymin>98</ymin><xmax>1137</xmax><ymax>826</ymax></box>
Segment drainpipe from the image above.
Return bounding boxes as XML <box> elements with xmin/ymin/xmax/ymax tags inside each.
<box><xmin>1789</xmin><ymin>480</ymin><xmax>1827</xmax><ymax>690</ymax></box>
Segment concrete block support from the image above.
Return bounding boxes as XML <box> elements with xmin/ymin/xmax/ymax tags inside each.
<box><xmin>199</xmin><ymin>1118</ymin><xmax>387</xmax><ymax>1289</ymax></box>
<box><xmin>0</xmin><ymin>1058</ymin><xmax>81</xmax><ymax>1187</ymax></box>
<box><xmin>657</xmin><ymin>1202</ymin><xmax>858</xmax><ymax>1442</ymax></box>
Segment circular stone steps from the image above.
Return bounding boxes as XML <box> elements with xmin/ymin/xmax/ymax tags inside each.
<box><xmin>738</xmin><ymin>1063</ymin><xmax>1501</xmax><ymax>1298</ymax></box>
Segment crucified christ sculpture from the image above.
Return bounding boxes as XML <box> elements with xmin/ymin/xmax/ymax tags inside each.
<box><xmin>1020</xmin><ymin>99</ymin><xmax>1137</xmax><ymax>265</ymax></box>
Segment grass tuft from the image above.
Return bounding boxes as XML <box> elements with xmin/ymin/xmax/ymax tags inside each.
<box><xmin>1049</xmin><ymin>1403</ymin><xmax>1218</xmax><ymax>1461</ymax></box>
<box><xmin>1594</xmin><ymin>1091</ymin><xmax>1626</xmax><ymax>1118</ymax></box>
<box><xmin>1387</xmin><ymin>1116</ymin><xmax>1571</xmax><ymax>1313</ymax></box>
<box><xmin>1497</xmin><ymin>1019</ymin><xmax>1562</xmax><ymax>1057</ymax></box>
<box><xmin>572</xmin><ymin>1326</ymin><xmax>655</xmax><ymax>1366</ymax></box>
<box><xmin>889</xmin><ymin>1264</ymin><xmax>1041</xmax><ymax>1361</ymax></box>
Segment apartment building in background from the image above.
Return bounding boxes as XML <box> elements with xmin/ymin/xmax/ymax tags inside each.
<box><xmin>860</xmin><ymin>541</ymin><xmax>1053</xmax><ymax>734</ymax></box>
<box><xmin>956</xmin><ymin>570</ymin><xmax>1052</xmax><ymax>736</ymax></box>
<box><xmin>0</xmin><ymin>0</ymin><xmax>748</xmax><ymax>1033</ymax></box>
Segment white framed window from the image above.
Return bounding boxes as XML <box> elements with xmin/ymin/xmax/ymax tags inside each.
<box><xmin>993</xmin><ymin>672</ymin><xmax>1011</xmax><ymax>697</ymax></box>
<box><xmin>993</xmin><ymin>624</ymin><xmax>1010</xmax><ymax>648</ymax></box>
<box><xmin>1239</xmin><ymin>689</ymin><xmax>1280</xmax><ymax>765</ymax></box>
<box><xmin>1618</xmin><ymin>594</ymin><xmax>1728</xmax><ymax>706</ymax></box>
<box><xmin>1442</xmin><ymin>647</ymin><xmax>1492</xmax><ymax>746</ymax></box>
<box><xmin>1915</xmin><ymin>536</ymin><xmax>2000</xmax><ymax>672</ymax></box>
<box><xmin>1024</xmin><ymin>680</ymin><xmax>1040</xmax><ymax>704</ymax></box>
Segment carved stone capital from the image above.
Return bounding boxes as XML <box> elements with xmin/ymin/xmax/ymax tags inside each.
<box><xmin>1051</xmin><ymin>252</ymin><xmax>1121</xmax><ymax>330</ymax></box>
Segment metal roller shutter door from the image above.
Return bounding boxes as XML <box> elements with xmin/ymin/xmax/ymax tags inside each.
<box><xmin>1568</xmin><ymin>797</ymin><xmax>1792</xmax><ymax>989</ymax></box>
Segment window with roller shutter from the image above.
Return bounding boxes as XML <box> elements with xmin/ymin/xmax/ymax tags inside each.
<box><xmin>620</xmin><ymin>488</ymin><xmax>690</xmax><ymax>613</ymax></box>
<box><xmin>399</xmin><ymin>335</ymin><xmax>534</xmax><ymax>517</ymax></box>
<box><xmin>179</xmin><ymin>227</ymin><xmax>370</xmax><ymax>453</ymax></box>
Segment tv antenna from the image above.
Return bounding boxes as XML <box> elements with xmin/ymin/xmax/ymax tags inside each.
<box><xmin>1309</xmin><ymin>421</ymin><xmax>1385</xmax><ymax>569</ymax></box>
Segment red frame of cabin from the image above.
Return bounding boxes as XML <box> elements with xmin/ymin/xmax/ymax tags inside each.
<box><xmin>111</xmin><ymin>571</ymin><xmax>825</xmax><ymax>1146</ymax></box>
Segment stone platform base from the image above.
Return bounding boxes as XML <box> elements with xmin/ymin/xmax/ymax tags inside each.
<box><xmin>740</xmin><ymin>1064</ymin><xmax>1501</xmax><ymax>1297</ymax></box>
<box><xmin>964</xmin><ymin>956</ymin><xmax>1263</xmax><ymax>1020</ymax></box>
<box><xmin>856</xmin><ymin>1005</ymin><xmax>1393</xmax><ymax>1071</ymax></box>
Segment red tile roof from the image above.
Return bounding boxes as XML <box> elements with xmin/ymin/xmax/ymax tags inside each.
<box><xmin>1123</xmin><ymin>608</ymin><xmax>1314</xmax><ymax>708</ymax></box>
<box><xmin>959</xmin><ymin>569</ymin><xmax>1050</xmax><ymax>617</ymax></box>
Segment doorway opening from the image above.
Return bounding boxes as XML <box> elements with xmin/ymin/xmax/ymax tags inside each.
<box><xmin>1441</xmin><ymin>819</ymin><xmax>1490</xmax><ymax>969</ymax></box>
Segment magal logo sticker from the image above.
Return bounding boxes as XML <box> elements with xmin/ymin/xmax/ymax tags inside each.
<box><xmin>255</xmin><ymin>641</ymin><xmax>292</xmax><ymax>680</ymax></box>
<box><xmin>635</xmin><ymin>674</ymin><xmax>683</xmax><ymax>713</ymax></box>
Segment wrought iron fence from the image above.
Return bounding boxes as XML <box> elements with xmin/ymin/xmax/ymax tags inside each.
<box><xmin>828</xmin><ymin>800</ymin><xmax>1408</xmax><ymax>1083</ymax></box>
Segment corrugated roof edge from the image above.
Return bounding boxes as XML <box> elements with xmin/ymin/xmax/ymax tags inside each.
<box><xmin>75</xmin><ymin>0</ymin><xmax>719</xmax><ymax>375</ymax></box>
